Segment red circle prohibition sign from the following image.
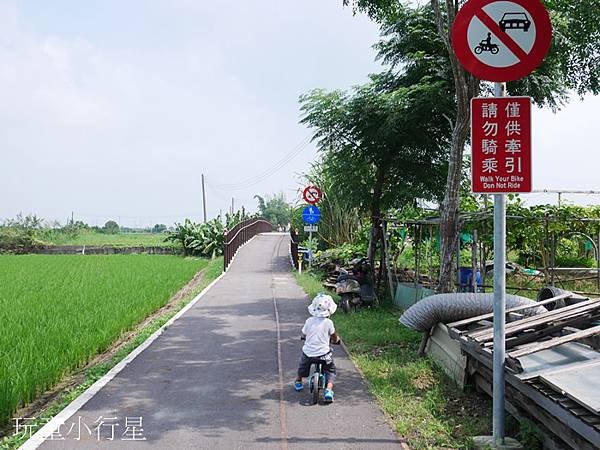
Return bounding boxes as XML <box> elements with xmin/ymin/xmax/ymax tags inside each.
<box><xmin>451</xmin><ymin>0</ymin><xmax>552</xmax><ymax>81</ymax></box>
<box><xmin>303</xmin><ymin>186</ymin><xmax>322</xmax><ymax>205</ymax></box>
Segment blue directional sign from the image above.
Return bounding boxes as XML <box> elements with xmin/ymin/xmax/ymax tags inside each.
<box><xmin>302</xmin><ymin>205</ymin><xmax>321</xmax><ymax>225</ymax></box>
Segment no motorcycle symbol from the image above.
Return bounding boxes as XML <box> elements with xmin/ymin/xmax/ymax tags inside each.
<box><xmin>302</xmin><ymin>186</ymin><xmax>322</xmax><ymax>205</ymax></box>
<box><xmin>452</xmin><ymin>0</ymin><xmax>552</xmax><ymax>81</ymax></box>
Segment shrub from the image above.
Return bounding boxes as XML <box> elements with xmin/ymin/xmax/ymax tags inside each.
<box><xmin>0</xmin><ymin>227</ymin><xmax>46</xmax><ymax>253</ymax></box>
<box><xmin>165</xmin><ymin>219</ymin><xmax>224</xmax><ymax>258</ymax></box>
<box><xmin>0</xmin><ymin>214</ymin><xmax>47</xmax><ymax>253</ymax></box>
<box><xmin>313</xmin><ymin>242</ymin><xmax>367</xmax><ymax>266</ymax></box>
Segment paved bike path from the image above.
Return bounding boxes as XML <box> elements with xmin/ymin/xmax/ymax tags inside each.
<box><xmin>35</xmin><ymin>233</ymin><xmax>402</xmax><ymax>449</ymax></box>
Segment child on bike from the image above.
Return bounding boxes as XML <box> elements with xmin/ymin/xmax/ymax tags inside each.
<box><xmin>294</xmin><ymin>293</ymin><xmax>340</xmax><ymax>402</ymax></box>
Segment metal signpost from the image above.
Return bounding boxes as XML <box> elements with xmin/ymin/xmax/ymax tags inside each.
<box><xmin>452</xmin><ymin>0</ymin><xmax>551</xmax><ymax>446</ymax></box>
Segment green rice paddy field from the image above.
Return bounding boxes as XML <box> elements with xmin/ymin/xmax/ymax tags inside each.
<box><xmin>44</xmin><ymin>231</ymin><xmax>177</xmax><ymax>248</ymax></box>
<box><xmin>0</xmin><ymin>254</ymin><xmax>207</xmax><ymax>423</ymax></box>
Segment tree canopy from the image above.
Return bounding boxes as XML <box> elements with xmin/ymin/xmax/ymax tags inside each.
<box><xmin>254</xmin><ymin>193</ymin><xmax>291</xmax><ymax>227</ymax></box>
<box><xmin>102</xmin><ymin>220</ymin><xmax>120</xmax><ymax>234</ymax></box>
<box><xmin>152</xmin><ymin>224</ymin><xmax>167</xmax><ymax>233</ymax></box>
<box><xmin>348</xmin><ymin>0</ymin><xmax>600</xmax><ymax>106</ymax></box>
<box><xmin>300</xmin><ymin>69</ymin><xmax>455</xmax><ymax>264</ymax></box>
<box><xmin>344</xmin><ymin>0</ymin><xmax>600</xmax><ymax>290</ymax></box>
<box><xmin>300</xmin><ymin>73</ymin><xmax>453</xmax><ymax>215</ymax></box>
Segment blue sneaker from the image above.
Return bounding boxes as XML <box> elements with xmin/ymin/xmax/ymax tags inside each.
<box><xmin>294</xmin><ymin>381</ymin><xmax>303</xmax><ymax>391</ymax></box>
<box><xmin>324</xmin><ymin>389</ymin><xmax>334</xmax><ymax>402</ymax></box>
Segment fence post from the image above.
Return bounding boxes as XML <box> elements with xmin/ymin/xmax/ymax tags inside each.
<box><xmin>223</xmin><ymin>229</ymin><xmax>228</xmax><ymax>271</ymax></box>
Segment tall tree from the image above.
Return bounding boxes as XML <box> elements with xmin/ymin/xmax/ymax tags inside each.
<box><xmin>346</xmin><ymin>0</ymin><xmax>600</xmax><ymax>291</ymax></box>
<box><xmin>300</xmin><ymin>72</ymin><xmax>453</xmax><ymax>267</ymax></box>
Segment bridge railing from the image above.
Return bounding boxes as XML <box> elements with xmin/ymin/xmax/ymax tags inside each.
<box><xmin>223</xmin><ymin>218</ymin><xmax>273</xmax><ymax>270</ymax></box>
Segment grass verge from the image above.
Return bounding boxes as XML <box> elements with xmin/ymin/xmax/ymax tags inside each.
<box><xmin>295</xmin><ymin>271</ymin><xmax>492</xmax><ymax>449</ymax></box>
<box><xmin>0</xmin><ymin>257</ymin><xmax>223</xmax><ymax>449</ymax></box>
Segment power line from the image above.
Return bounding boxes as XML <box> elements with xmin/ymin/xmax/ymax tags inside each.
<box><xmin>207</xmin><ymin>141</ymin><xmax>308</xmax><ymax>190</ymax></box>
<box><xmin>207</xmin><ymin>135</ymin><xmax>312</xmax><ymax>191</ymax></box>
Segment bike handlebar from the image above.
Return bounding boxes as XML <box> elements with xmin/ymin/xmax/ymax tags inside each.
<box><xmin>300</xmin><ymin>335</ymin><xmax>341</xmax><ymax>345</ymax></box>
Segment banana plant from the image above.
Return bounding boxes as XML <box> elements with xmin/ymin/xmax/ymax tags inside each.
<box><xmin>165</xmin><ymin>218</ymin><xmax>225</xmax><ymax>258</ymax></box>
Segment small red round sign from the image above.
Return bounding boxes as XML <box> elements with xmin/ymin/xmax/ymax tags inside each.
<box><xmin>303</xmin><ymin>186</ymin><xmax>322</xmax><ymax>205</ymax></box>
<box><xmin>451</xmin><ymin>0</ymin><xmax>552</xmax><ymax>81</ymax></box>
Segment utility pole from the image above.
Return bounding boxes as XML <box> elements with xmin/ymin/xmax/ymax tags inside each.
<box><xmin>201</xmin><ymin>174</ymin><xmax>207</xmax><ymax>223</ymax></box>
<box><xmin>231</xmin><ymin>197</ymin><xmax>234</xmax><ymax>215</ymax></box>
<box><xmin>71</xmin><ymin>211</ymin><xmax>74</xmax><ymax>225</ymax></box>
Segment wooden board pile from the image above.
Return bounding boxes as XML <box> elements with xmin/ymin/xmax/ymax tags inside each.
<box><xmin>446</xmin><ymin>293</ymin><xmax>600</xmax><ymax>449</ymax></box>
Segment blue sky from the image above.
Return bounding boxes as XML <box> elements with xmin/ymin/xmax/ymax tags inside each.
<box><xmin>1</xmin><ymin>1</ymin><xmax>598</xmax><ymax>227</ymax></box>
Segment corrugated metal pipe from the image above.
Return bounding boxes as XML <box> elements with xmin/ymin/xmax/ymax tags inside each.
<box><xmin>536</xmin><ymin>286</ymin><xmax>588</xmax><ymax>308</ymax></box>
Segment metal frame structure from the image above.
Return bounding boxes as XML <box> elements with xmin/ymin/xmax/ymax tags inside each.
<box><xmin>386</xmin><ymin>211</ymin><xmax>600</xmax><ymax>297</ymax></box>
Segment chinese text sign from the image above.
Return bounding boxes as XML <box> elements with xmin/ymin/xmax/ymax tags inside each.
<box><xmin>471</xmin><ymin>97</ymin><xmax>531</xmax><ymax>193</ymax></box>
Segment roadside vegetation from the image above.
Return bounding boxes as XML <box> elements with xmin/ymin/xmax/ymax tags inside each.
<box><xmin>343</xmin><ymin>0</ymin><xmax>600</xmax><ymax>291</ymax></box>
<box><xmin>0</xmin><ymin>254</ymin><xmax>208</xmax><ymax>426</ymax></box>
<box><xmin>295</xmin><ymin>272</ymin><xmax>492</xmax><ymax>449</ymax></box>
<box><xmin>254</xmin><ymin>192</ymin><xmax>293</xmax><ymax>228</ymax></box>
<box><xmin>0</xmin><ymin>214</ymin><xmax>178</xmax><ymax>253</ymax></box>
<box><xmin>0</xmin><ymin>256</ymin><xmax>224</xmax><ymax>449</ymax></box>
<box><xmin>166</xmin><ymin>210</ymin><xmax>261</xmax><ymax>257</ymax></box>
<box><xmin>289</xmin><ymin>0</ymin><xmax>600</xmax><ymax>319</ymax></box>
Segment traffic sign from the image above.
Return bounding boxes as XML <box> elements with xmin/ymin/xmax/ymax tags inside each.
<box><xmin>302</xmin><ymin>206</ymin><xmax>321</xmax><ymax>225</ymax></box>
<box><xmin>303</xmin><ymin>185</ymin><xmax>322</xmax><ymax>205</ymax></box>
<box><xmin>451</xmin><ymin>0</ymin><xmax>552</xmax><ymax>81</ymax></box>
<box><xmin>471</xmin><ymin>96</ymin><xmax>531</xmax><ymax>193</ymax></box>
<box><xmin>304</xmin><ymin>225</ymin><xmax>318</xmax><ymax>232</ymax></box>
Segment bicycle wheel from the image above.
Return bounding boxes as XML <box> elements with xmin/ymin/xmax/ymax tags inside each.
<box><xmin>311</xmin><ymin>371</ymin><xmax>320</xmax><ymax>405</ymax></box>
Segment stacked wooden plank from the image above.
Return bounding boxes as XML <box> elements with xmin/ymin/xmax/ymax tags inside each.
<box><xmin>445</xmin><ymin>293</ymin><xmax>600</xmax><ymax>449</ymax></box>
<box><xmin>447</xmin><ymin>295</ymin><xmax>600</xmax><ymax>372</ymax></box>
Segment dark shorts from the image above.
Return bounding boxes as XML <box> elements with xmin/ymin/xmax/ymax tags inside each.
<box><xmin>297</xmin><ymin>351</ymin><xmax>337</xmax><ymax>382</ymax></box>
